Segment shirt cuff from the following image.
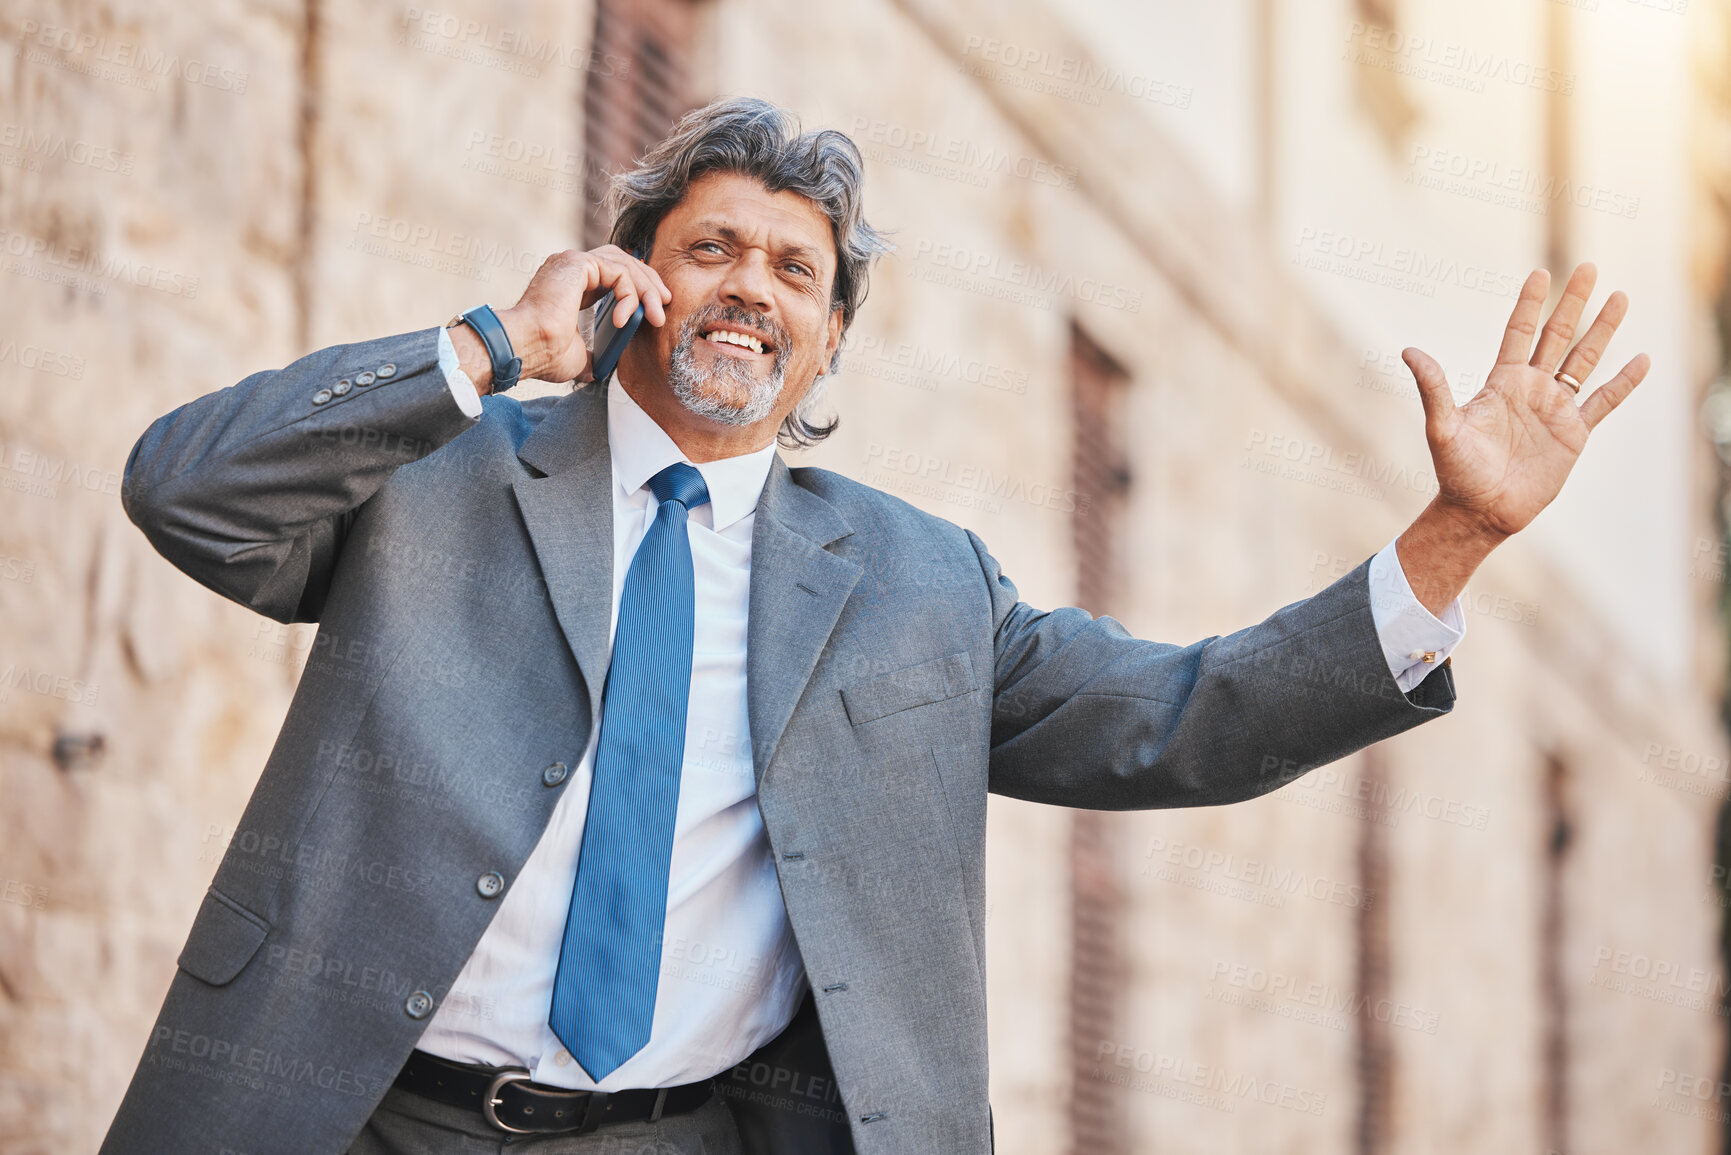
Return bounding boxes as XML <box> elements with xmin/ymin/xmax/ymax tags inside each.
<box><xmin>1366</xmin><ymin>536</ymin><xmax>1466</xmax><ymax>694</ymax></box>
<box><xmin>437</xmin><ymin>326</ymin><xmax>484</xmax><ymax>419</ymax></box>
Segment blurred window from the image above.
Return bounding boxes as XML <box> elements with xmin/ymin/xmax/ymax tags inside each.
<box><xmin>1348</xmin><ymin>0</ymin><xmax>1420</xmax><ymax>151</ymax></box>
<box><xmin>582</xmin><ymin>0</ymin><xmax>702</xmax><ymax>247</ymax></box>
<box><xmin>1067</xmin><ymin>321</ymin><xmax>1131</xmax><ymax>1155</ymax></box>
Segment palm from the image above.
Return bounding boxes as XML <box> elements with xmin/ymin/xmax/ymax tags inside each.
<box><xmin>1431</xmin><ymin>363</ymin><xmax>1589</xmax><ymax>535</ymax></box>
<box><xmin>1405</xmin><ymin>264</ymin><xmax>1649</xmax><ymax>538</ymax></box>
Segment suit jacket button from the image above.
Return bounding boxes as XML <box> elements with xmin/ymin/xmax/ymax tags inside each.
<box><xmin>312</xmin><ymin>389</ymin><xmax>333</xmax><ymax>405</ymax></box>
<box><xmin>543</xmin><ymin>762</ymin><xmax>569</xmax><ymax>787</ymax></box>
<box><xmin>377</xmin><ymin>363</ymin><xmax>397</xmax><ymax>379</ymax></box>
<box><xmin>476</xmin><ymin>871</ymin><xmax>505</xmax><ymax>899</ymax></box>
<box><xmin>332</xmin><ymin>379</ymin><xmax>352</xmax><ymax>396</ymax></box>
<box><xmin>404</xmin><ymin>990</ymin><xmax>434</xmax><ymax>1019</ymax></box>
<box><xmin>355</xmin><ymin>370</ymin><xmax>376</xmax><ymax>387</ymax></box>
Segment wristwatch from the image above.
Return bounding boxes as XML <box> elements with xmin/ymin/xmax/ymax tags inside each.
<box><xmin>445</xmin><ymin>304</ymin><xmax>523</xmax><ymax>393</ymax></box>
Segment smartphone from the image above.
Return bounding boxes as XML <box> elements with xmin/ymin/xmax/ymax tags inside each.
<box><xmin>588</xmin><ymin>247</ymin><xmax>650</xmax><ymax>384</ymax></box>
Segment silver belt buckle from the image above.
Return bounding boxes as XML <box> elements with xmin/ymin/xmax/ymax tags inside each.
<box><xmin>481</xmin><ymin>1068</ymin><xmax>536</xmax><ymax>1134</ymax></box>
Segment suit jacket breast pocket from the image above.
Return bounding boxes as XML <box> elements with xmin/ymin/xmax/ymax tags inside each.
<box><xmin>840</xmin><ymin>651</ymin><xmax>976</xmax><ymax>726</ymax></box>
<box><xmin>177</xmin><ymin>886</ymin><xmax>270</xmax><ymax>987</ymax></box>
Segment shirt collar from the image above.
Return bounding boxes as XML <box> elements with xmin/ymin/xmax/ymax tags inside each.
<box><xmin>606</xmin><ymin>376</ymin><xmax>777</xmax><ymax>533</ymax></box>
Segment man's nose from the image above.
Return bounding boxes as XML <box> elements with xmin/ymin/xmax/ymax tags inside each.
<box><xmin>716</xmin><ymin>250</ymin><xmax>775</xmax><ymax>314</ymax></box>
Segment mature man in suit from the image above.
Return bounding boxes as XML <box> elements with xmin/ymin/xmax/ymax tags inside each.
<box><xmin>104</xmin><ymin>97</ymin><xmax>1648</xmax><ymax>1154</ymax></box>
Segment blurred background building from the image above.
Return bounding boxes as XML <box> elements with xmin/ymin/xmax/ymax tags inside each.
<box><xmin>4</xmin><ymin>0</ymin><xmax>1731</xmax><ymax>1151</ymax></box>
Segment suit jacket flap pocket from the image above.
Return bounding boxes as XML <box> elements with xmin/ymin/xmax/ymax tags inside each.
<box><xmin>177</xmin><ymin>887</ymin><xmax>270</xmax><ymax>987</ymax></box>
<box><xmin>842</xmin><ymin>651</ymin><xmax>976</xmax><ymax>726</ymax></box>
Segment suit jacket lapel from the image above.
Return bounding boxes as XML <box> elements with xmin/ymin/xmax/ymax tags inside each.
<box><xmin>747</xmin><ymin>459</ymin><xmax>861</xmax><ymax>788</ymax></box>
<box><xmin>511</xmin><ymin>386</ymin><xmax>614</xmax><ymax>724</ymax></box>
<box><xmin>508</xmin><ymin>388</ymin><xmax>859</xmax><ymax>779</ymax></box>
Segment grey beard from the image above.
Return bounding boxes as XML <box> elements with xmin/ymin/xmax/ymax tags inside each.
<box><xmin>666</xmin><ymin>314</ymin><xmax>788</xmax><ymax>427</ymax></box>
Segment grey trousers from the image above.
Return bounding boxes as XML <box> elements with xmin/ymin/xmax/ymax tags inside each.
<box><xmin>347</xmin><ymin>1082</ymin><xmax>745</xmax><ymax>1155</ymax></box>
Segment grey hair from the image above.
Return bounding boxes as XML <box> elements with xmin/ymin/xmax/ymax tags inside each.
<box><xmin>606</xmin><ymin>96</ymin><xmax>894</xmax><ymax>448</ymax></box>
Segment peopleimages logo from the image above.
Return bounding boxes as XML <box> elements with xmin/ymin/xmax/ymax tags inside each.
<box><xmin>345</xmin><ymin>211</ymin><xmax>540</xmax><ymax>282</ymax></box>
<box><xmin>0</xmin><ymin>123</ymin><xmax>135</xmax><ymax>175</ymax></box>
<box><xmin>1587</xmin><ymin>945</ymin><xmax>1731</xmax><ymax>1018</ymax></box>
<box><xmin>398</xmin><ymin>7</ymin><xmax>631</xmax><ymax>76</ymax></box>
<box><xmin>0</xmin><ymin>339</ymin><xmax>85</xmax><ymax>380</ymax></box>
<box><xmin>958</xmin><ymin>36</ymin><xmax>1194</xmax><ymax>109</ymax></box>
<box><xmin>1292</xmin><ymin>227</ymin><xmax>1524</xmax><ymax>300</ymax></box>
<box><xmin>1262</xmin><ymin>757</ymin><xmax>1491</xmax><ymax>830</ymax></box>
<box><xmin>1405</xmin><ymin>145</ymin><xmax>1640</xmax><ymax>220</ymax></box>
<box><xmin>0</xmin><ymin>439</ymin><xmax>124</xmax><ymax>501</ymax></box>
<box><xmin>19</xmin><ymin>20</ymin><xmax>249</xmax><ymax>93</ymax></box>
<box><xmin>908</xmin><ymin>238</ymin><xmax>1142</xmax><ymax>313</ymax></box>
<box><xmin>1207</xmin><ymin>960</ymin><xmax>1442</xmax><ymax>1035</ymax></box>
<box><xmin>850</xmin><ymin>117</ymin><xmax>1078</xmax><ymax>190</ymax></box>
<box><xmin>1092</xmin><ymin>1041</ymin><xmax>1328</xmax><ymax>1115</ymax></box>
<box><xmin>0</xmin><ymin>227</ymin><xmax>200</xmax><ymax>299</ymax></box>
<box><xmin>862</xmin><ymin>442</ymin><xmax>1086</xmax><ymax>515</ymax></box>
<box><xmin>843</xmin><ymin>335</ymin><xmax>1029</xmax><ymax>396</ymax></box>
<box><xmin>1242</xmin><ymin>428</ymin><xmax>1436</xmax><ymax>501</ymax></box>
<box><xmin>1142</xmin><ymin>836</ymin><xmax>1373</xmax><ymax>910</ymax></box>
<box><xmin>0</xmin><ymin>665</ymin><xmax>99</xmax><ymax>707</ymax></box>
<box><xmin>1345</xmin><ymin>21</ymin><xmax>1574</xmax><ymax>95</ymax></box>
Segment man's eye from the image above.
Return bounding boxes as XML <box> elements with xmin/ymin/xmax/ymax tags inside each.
<box><xmin>695</xmin><ymin>241</ymin><xmax>723</xmax><ymax>254</ymax></box>
<box><xmin>784</xmin><ymin>263</ymin><xmax>811</xmax><ymax>278</ymax></box>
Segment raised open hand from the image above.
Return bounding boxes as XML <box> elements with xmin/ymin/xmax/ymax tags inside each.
<box><xmin>1401</xmin><ymin>263</ymin><xmax>1651</xmax><ymax>540</ymax></box>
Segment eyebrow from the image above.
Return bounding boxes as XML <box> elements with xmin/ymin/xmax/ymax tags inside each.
<box><xmin>689</xmin><ymin>220</ymin><xmax>827</xmax><ymax>268</ymax></box>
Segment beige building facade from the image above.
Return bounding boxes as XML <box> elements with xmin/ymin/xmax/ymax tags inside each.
<box><xmin>1</xmin><ymin>0</ymin><xmax>1727</xmax><ymax>1151</ymax></box>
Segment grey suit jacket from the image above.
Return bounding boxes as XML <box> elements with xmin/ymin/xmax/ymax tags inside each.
<box><xmin>103</xmin><ymin>327</ymin><xmax>1454</xmax><ymax>1155</ymax></box>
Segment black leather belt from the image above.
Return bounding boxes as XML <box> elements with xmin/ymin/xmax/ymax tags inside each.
<box><xmin>393</xmin><ymin>1049</ymin><xmax>714</xmax><ymax>1135</ymax></box>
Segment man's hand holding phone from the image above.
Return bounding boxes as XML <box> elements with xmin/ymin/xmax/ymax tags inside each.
<box><xmin>450</xmin><ymin>244</ymin><xmax>670</xmax><ymax>395</ymax></box>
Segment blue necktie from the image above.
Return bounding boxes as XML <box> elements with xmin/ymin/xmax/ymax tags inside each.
<box><xmin>550</xmin><ymin>462</ymin><xmax>709</xmax><ymax>1081</ymax></box>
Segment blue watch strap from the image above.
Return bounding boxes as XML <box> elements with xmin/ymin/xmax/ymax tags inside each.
<box><xmin>456</xmin><ymin>304</ymin><xmax>522</xmax><ymax>392</ymax></box>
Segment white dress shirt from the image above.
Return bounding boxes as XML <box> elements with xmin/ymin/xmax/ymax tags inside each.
<box><xmin>419</xmin><ymin>330</ymin><xmax>1464</xmax><ymax>1088</ymax></box>
<box><xmin>1365</xmin><ymin>539</ymin><xmax>1467</xmax><ymax>693</ymax></box>
<box><xmin>419</xmin><ymin>342</ymin><xmax>807</xmax><ymax>1090</ymax></box>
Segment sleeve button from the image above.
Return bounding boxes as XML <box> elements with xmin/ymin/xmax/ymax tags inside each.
<box><xmin>476</xmin><ymin>871</ymin><xmax>506</xmax><ymax>899</ymax></box>
<box><xmin>332</xmin><ymin>379</ymin><xmax>352</xmax><ymax>396</ymax></box>
<box><xmin>377</xmin><ymin>363</ymin><xmax>397</xmax><ymax>379</ymax></box>
<box><xmin>355</xmin><ymin>371</ymin><xmax>376</xmax><ymax>387</ymax></box>
<box><xmin>312</xmin><ymin>389</ymin><xmax>333</xmax><ymax>405</ymax></box>
<box><xmin>404</xmin><ymin>990</ymin><xmax>434</xmax><ymax>1019</ymax></box>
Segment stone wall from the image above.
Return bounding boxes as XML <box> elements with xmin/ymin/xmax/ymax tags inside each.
<box><xmin>0</xmin><ymin>1</ymin><xmax>1725</xmax><ymax>1152</ymax></box>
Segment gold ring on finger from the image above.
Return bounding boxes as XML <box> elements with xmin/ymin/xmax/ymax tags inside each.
<box><xmin>1554</xmin><ymin>370</ymin><xmax>1582</xmax><ymax>394</ymax></box>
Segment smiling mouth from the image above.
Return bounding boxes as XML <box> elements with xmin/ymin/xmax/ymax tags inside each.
<box><xmin>700</xmin><ymin>326</ymin><xmax>772</xmax><ymax>355</ymax></box>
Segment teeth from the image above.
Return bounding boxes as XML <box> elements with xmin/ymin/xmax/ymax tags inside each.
<box><xmin>705</xmin><ymin>329</ymin><xmax>764</xmax><ymax>353</ymax></box>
